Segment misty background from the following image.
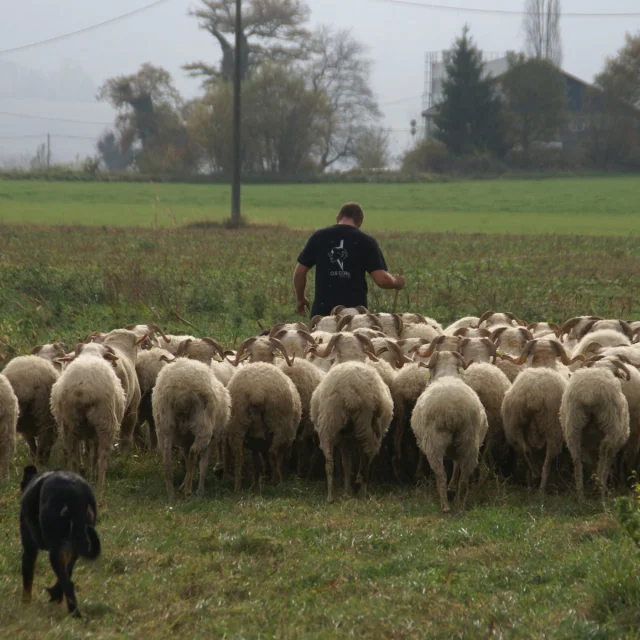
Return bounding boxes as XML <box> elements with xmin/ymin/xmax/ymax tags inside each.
<box><xmin>0</xmin><ymin>0</ymin><xmax>638</xmax><ymax>166</ymax></box>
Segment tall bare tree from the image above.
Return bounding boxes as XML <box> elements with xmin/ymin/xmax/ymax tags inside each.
<box><xmin>522</xmin><ymin>0</ymin><xmax>562</xmax><ymax>67</ymax></box>
<box><xmin>184</xmin><ymin>0</ymin><xmax>310</xmax><ymax>84</ymax></box>
<box><xmin>308</xmin><ymin>26</ymin><xmax>380</xmax><ymax>171</ymax></box>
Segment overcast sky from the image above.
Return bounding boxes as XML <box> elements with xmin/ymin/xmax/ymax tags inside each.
<box><xmin>0</xmin><ymin>0</ymin><xmax>638</xmax><ymax>164</ymax></box>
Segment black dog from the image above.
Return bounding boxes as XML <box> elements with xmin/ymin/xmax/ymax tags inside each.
<box><xmin>20</xmin><ymin>466</ymin><xmax>101</xmax><ymax>618</ymax></box>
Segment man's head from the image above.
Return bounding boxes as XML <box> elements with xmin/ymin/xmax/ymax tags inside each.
<box><xmin>336</xmin><ymin>202</ymin><xmax>364</xmax><ymax>228</ymax></box>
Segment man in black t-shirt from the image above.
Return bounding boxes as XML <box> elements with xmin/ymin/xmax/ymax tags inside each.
<box><xmin>293</xmin><ymin>202</ymin><xmax>405</xmax><ymax>317</ymax></box>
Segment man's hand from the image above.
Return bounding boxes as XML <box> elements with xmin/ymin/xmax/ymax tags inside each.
<box><xmin>296</xmin><ymin>296</ymin><xmax>310</xmax><ymax>317</ymax></box>
<box><xmin>393</xmin><ymin>275</ymin><xmax>406</xmax><ymax>291</ymax></box>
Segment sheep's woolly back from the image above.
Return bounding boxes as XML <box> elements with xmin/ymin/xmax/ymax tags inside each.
<box><xmin>310</xmin><ymin>362</ymin><xmax>393</xmax><ymax>457</ymax></box>
<box><xmin>572</xmin><ymin>329</ymin><xmax>631</xmax><ymax>360</ymax></box>
<box><xmin>367</xmin><ymin>360</ymin><xmax>396</xmax><ymax>389</ymax></box>
<box><xmin>227</xmin><ymin>363</ymin><xmax>301</xmax><ymax>448</ymax></box>
<box><xmin>0</xmin><ymin>374</ymin><xmax>18</xmax><ymax>480</ymax></box>
<box><xmin>411</xmin><ymin>378</ymin><xmax>488</xmax><ymax>460</ymax></box>
<box><xmin>135</xmin><ymin>349</ymin><xmax>173</xmax><ymax>395</ymax></box>
<box><xmin>391</xmin><ymin>363</ymin><xmax>430</xmax><ymax>404</ymax></box>
<box><xmin>51</xmin><ymin>354</ymin><xmax>126</xmax><ymax>445</ymax></box>
<box><xmin>501</xmin><ymin>368</ymin><xmax>567</xmax><ymax>455</ymax></box>
<box><xmin>152</xmin><ymin>358</ymin><xmax>231</xmax><ymax>449</ymax></box>
<box><xmin>211</xmin><ymin>359</ymin><xmax>236</xmax><ymax>387</ymax></box>
<box><xmin>278</xmin><ymin>359</ymin><xmax>324</xmax><ymax>420</ymax></box>
<box><xmin>444</xmin><ymin>317</ymin><xmax>480</xmax><ymax>335</ymax></box>
<box><xmin>461</xmin><ymin>363</ymin><xmax>510</xmax><ymax>443</ymax></box>
<box><xmin>560</xmin><ymin>368</ymin><xmax>630</xmax><ymax>459</ymax></box>
<box><xmin>402</xmin><ymin>323</ymin><xmax>441</xmax><ymax>342</ymax></box>
<box><xmin>495</xmin><ymin>359</ymin><xmax>523</xmax><ymax>383</ymax></box>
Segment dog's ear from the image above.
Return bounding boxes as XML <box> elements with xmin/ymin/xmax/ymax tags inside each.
<box><xmin>21</xmin><ymin>466</ymin><xmax>38</xmax><ymax>492</ymax></box>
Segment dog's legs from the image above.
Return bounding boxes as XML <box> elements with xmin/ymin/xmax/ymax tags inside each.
<box><xmin>49</xmin><ymin>548</ymin><xmax>80</xmax><ymax>618</ymax></box>
<box><xmin>21</xmin><ymin>541</ymin><xmax>38</xmax><ymax>603</ymax></box>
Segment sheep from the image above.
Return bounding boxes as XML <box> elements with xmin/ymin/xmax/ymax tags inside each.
<box><xmin>402</xmin><ymin>323</ymin><xmax>441</xmax><ymax>342</ymax></box>
<box><xmin>330</xmin><ymin>305</ymin><xmax>368</xmax><ymax>317</ymax></box>
<box><xmin>478</xmin><ymin>311</ymin><xmax>526</xmax><ymax>331</ymax></box>
<box><xmin>560</xmin><ymin>358</ymin><xmax>631</xmax><ymax>500</ymax></box>
<box><xmin>175</xmin><ymin>337</ymin><xmax>227</xmax><ymax>364</ymax></box>
<box><xmin>123</xmin><ymin>323</ymin><xmax>171</xmax><ymax>350</ymax></box>
<box><xmin>50</xmin><ymin>343</ymin><xmax>125</xmax><ymax>496</ymax></box>
<box><xmin>410</xmin><ymin>351</ymin><xmax>488</xmax><ymax>513</ymax></box>
<box><xmin>277</xmin><ymin>358</ymin><xmax>325</xmax><ymax>477</ymax></box>
<box><xmin>30</xmin><ymin>343</ymin><xmax>66</xmax><ymax>369</ymax></box>
<box><xmin>310</xmin><ymin>315</ymin><xmax>341</xmax><ymax>333</ymax></box>
<box><xmin>558</xmin><ymin>315</ymin><xmax>602</xmax><ymax>351</ymax></box>
<box><xmin>491</xmin><ymin>327</ymin><xmax>533</xmax><ymax>382</ymax></box>
<box><xmin>373</xmin><ymin>313</ymin><xmax>405</xmax><ymax>338</ymax></box>
<box><xmin>501</xmin><ymin>368</ymin><xmax>568</xmax><ymax>491</ymax></box>
<box><xmin>400</xmin><ymin>314</ymin><xmax>443</xmax><ymax>334</ymax></box>
<box><xmin>306</xmin><ymin>332</ymin><xmax>380</xmax><ymax>366</ymax></box>
<box><xmin>211</xmin><ymin>359</ymin><xmax>236</xmax><ymax>388</ymax></box>
<box><xmin>576</xmin><ymin>319</ymin><xmax>634</xmax><ymax>341</ymax></box>
<box><xmin>91</xmin><ymin>329</ymin><xmax>143</xmax><ymax>452</ymax></box>
<box><xmin>371</xmin><ymin>338</ymin><xmax>412</xmax><ymax>368</ymax></box>
<box><xmin>134</xmin><ymin>348</ymin><xmax>173</xmax><ymax>449</ymax></box>
<box><xmin>395</xmin><ymin>338</ymin><xmax>431</xmax><ymax>359</ymax></box>
<box><xmin>226</xmin><ymin>363</ymin><xmax>301</xmax><ymax>492</ymax></box>
<box><xmin>269</xmin><ymin>327</ymin><xmax>317</xmax><ymax>358</ymax></box>
<box><xmin>444</xmin><ymin>316</ymin><xmax>480</xmax><ymax>335</ymax></box>
<box><xmin>527</xmin><ymin>322</ymin><xmax>560</xmax><ymax>339</ymax></box>
<box><xmin>152</xmin><ymin>358</ymin><xmax>231</xmax><ymax>499</ymax></box>
<box><xmin>451</xmin><ymin>327</ymin><xmax>492</xmax><ymax>339</ymax></box>
<box><xmin>0</xmin><ymin>374</ymin><xmax>18</xmax><ymax>481</ymax></box>
<box><xmin>499</xmin><ymin>339</ymin><xmax>585</xmax><ymax>381</ymax></box>
<box><xmin>337</xmin><ymin>312</ymin><xmax>383</xmax><ymax>333</ymax></box>
<box><xmin>311</xmin><ymin>361</ymin><xmax>393</xmax><ymax>502</ymax></box>
<box><xmin>3</xmin><ymin>355</ymin><xmax>59</xmax><ymax>464</ymax></box>
<box><xmin>571</xmin><ymin>329</ymin><xmax>631</xmax><ymax>361</ymax></box>
<box><xmin>412</xmin><ymin>335</ymin><xmax>464</xmax><ymax>362</ymax></box>
<box><xmin>599</xmin><ymin>346</ymin><xmax>640</xmax><ymax>367</ymax></box>
<box><xmin>352</xmin><ymin>328</ymin><xmax>386</xmax><ymax>341</ymax></box>
<box><xmin>163</xmin><ymin>334</ymin><xmax>197</xmax><ymax>356</ymax></box>
<box><xmin>228</xmin><ymin>335</ymin><xmax>295</xmax><ymax>366</ymax></box>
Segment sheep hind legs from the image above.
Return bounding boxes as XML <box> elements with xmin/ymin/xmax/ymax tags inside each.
<box><xmin>430</xmin><ymin>456</ymin><xmax>450</xmax><ymax>514</ymax></box>
<box><xmin>324</xmin><ymin>448</ymin><xmax>335</xmax><ymax>503</ymax></box>
<box><xmin>161</xmin><ymin>439</ymin><xmax>174</xmax><ymax>501</ymax></box>
<box><xmin>181</xmin><ymin>444</ymin><xmax>198</xmax><ymax>497</ymax></box>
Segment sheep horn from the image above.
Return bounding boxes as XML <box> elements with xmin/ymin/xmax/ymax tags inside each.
<box><xmin>454</xmin><ymin>328</ymin><xmax>469</xmax><ymax>337</ymax></box>
<box><xmin>519</xmin><ymin>328</ymin><xmax>534</xmax><ymax>342</ymax></box>
<box><xmin>491</xmin><ymin>327</ymin><xmax>509</xmax><ymax>344</ymax></box>
<box><xmin>515</xmin><ymin>340</ymin><xmax>538</xmax><ymax>366</ymax></box>
<box><xmin>176</xmin><ymin>339</ymin><xmax>192</xmax><ymax>358</ymax></box>
<box><xmin>366</xmin><ymin>312</ymin><xmax>383</xmax><ymax>330</ymax></box>
<box><xmin>269</xmin><ymin>324</ymin><xmax>286</xmax><ymax>338</ymax></box>
<box><xmin>612</xmin><ymin>360</ymin><xmax>631</xmax><ymax>381</ymax></box>
<box><xmin>506</xmin><ymin>312</ymin><xmax>526</xmax><ymax>327</ymax></box>
<box><xmin>150</xmin><ymin>324</ymin><xmax>171</xmax><ymax>343</ymax></box>
<box><xmin>314</xmin><ymin>333</ymin><xmax>341</xmax><ymax>359</ymax></box>
<box><xmin>337</xmin><ymin>315</ymin><xmax>354</xmax><ymax>332</ymax></box>
<box><xmin>159</xmin><ymin>354</ymin><xmax>177</xmax><ymax>364</ymax></box>
<box><xmin>310</xmin><ymin>315</ymin><xmax>323</xmax><ymax>331</ymax></box>
<box><xmin>331</xmin><ymin>305</ymin><xmax>346</xmax><ymax>316</ymax></box>
<box><xmin>355</xmin><ymin>306</ymin><xmax>368</xmax><ymax>314</ymax></box>
<box><xmin>297</xmin><ymin>330</ymin><xmax>317</xmax><ymax>345</ymax></box>
<box><xmin>527</xmin><ymin>323</ymin><xmax>538</xmax><ymax>331</ymax></box>
<box><xmin>558</xmin><ymin>317</ymin><xmax>583</xmax><ymax>339</ymax></box>
<box><xmin>31</xmin><ymin>345</ymin><xmax>43</xmax><ymax>355</ymax></box>
<box><xmin>202</xmin><ymin>337</ymin><xmax>226</xmax><ymax>360</ymax></box>
<box><xmin>618</xmin><ymin>320</ymin><xmax>634</xmax><ymax>340</ymax></box>
<box><xmin>269</xmin><ymin>337</ymin><xmax>295</xmax><ymax>367</ymax></box>
<box><xmin>354</xmin><ymin>333</ymin><xmax>376</xmax><ymax>356</ymax></box>
<box><xmin>478</xmin><ymin>311</ymin><xmax>495</xmax><ymax>326</ymax></box>
<box><xmin>426</xmin><ymin>351</ymin><xmax>440</xmax><ymax>369</ymax></box>
<box><xmin>134</xmin><ymin>334</ymin><xmax>149</xmax><ymax>346</ymax></box>
<box><xmin>232</xmin><ymin>337</ymin><xmax>257</xmax><ymax>366</ymax></box>
<box><xmin>391</xmin><ymin>313</ymin><xmax>404</xmax><ymax>337</ymax></box>
<box><xmin>385</xmin><ymin>340</ymin><xmax>407</xmax><ymax>369</ymax></box>
<box><xmin>481</xmin><ymin>337</ymin><xmax>498</xmax><ymax>364</ymax></box>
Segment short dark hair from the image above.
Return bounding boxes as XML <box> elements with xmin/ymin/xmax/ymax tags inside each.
<box><xmin>337</xmin><ymin>202</ymin><xmax>364</xmax><ymax>225</ymax></box>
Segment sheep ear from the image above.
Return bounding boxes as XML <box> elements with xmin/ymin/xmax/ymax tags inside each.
<box><xmin>31</xmin><ymin>345</ymin><xmax>43</xmax><ymax>355</ymax></box>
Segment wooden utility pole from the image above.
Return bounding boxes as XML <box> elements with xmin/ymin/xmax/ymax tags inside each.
<box><xmin>230</xmin><ymin>0</ymin><xmax>242</xmax><ymax>227</ymax></box>
<box><xmin>47</xmin><ymin>133</ymin><xmax>51</xmax><ymax>170</ymax></box>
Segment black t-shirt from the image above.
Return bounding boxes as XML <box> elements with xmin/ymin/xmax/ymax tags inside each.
<box><xmin>297</xmin><ymin>224</ymin><xmax>387</xmax><ymax>317</ymax></box>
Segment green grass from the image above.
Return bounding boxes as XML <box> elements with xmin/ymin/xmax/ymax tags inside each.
<box><xmin>1</xmin><ymin>450</ymin><xmax>639</xmax><ymax>638</ymax></box>
<box><xmin>1</xmin><ymin>176</ymin><xmax>640</xmax><ymax>233</ymax></box>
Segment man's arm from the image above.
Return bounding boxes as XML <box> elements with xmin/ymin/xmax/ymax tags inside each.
<box><xmin>293</xmin><ymin>263</ymin><xmax>311</xmax><ymax>316</ymax></box>
<box><xmin>370</xmin><ymin>270</ymin><xmax>405</xmax><ymax>291</ymax></box>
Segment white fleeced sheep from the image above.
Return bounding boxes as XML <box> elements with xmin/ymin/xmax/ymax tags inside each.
<box><xmin>163</xmin><ymin>334</ymin><xmax>197</xmax><ymax>356</ymax></box>
<box><xmin>269</xmin><ymin>327</ymin><xmax>317</xmax><ymax>358</ymax></box>
<box><xmin>228</xmin><ymin>335</ymin><xmax>295</xmax><ymax>366</ymax></box>
<box><xmin>278</xmin><ymin>358</ymin><xmax>325</xmax><ymax>476</ymax></box>
<box><xmin>3</xmin><ymin>355</ymin><xmax>59</xmax><ymax>464</ymax></box>
<box><xmin>124</xmin><ymin>323</ymin><xmax>171</xmax><ymax>349</ymax></box>
<box><xmin>558</xmin><ymin>315</ymin><xmax>603</xmax><ymax>352</ymax></box>
<box><xmin>402</xmin><ymin>322</ymin><xmax>442</xmax><ymax>342</ymax></box>
<box><xmin>491</xmin><ymin>327</ymin><xmax>534</xmax><ymax>382</ymax></box>
<box><xmin>0</xmin><ymin>374</ymin><xmax>18</xmax><ymax>481</ymax></box>
<box><xmin>30</xmin><ymin>343</ymin><xmax>66</xmax><ymax>369</ymax></box>
<box><xmin>337</xmin><ymin>312</ymin><xmax>383</xmax><ymax>333</ymax></box>
<box><xmin>306</xmin><ymin>332</ymin><xmax>379</xmax><ymax>366</ymax></box>
<box><xmin>444</xmin><ymin>316</ymin><xmax>480</xmax><ymax>335</ymax></box>
<box><xmin>500</xmin><ymin>338</ymin><xmax>584</xmax><ymax>379</ymax></box>
<box><xmin>410</xmin><ymin>351</ymin><xmax>488</xmax><ymax>513</ymax></box>
<box><xmin>571</xmin><ymin>329</ymin><xmax>631</xmax><ymax>361</ymax></box>
<box><xmin>134</xmin><ymin>348</ymin><xmax>173</xmax><ymax>449</ymax></box>
<box><xmin>226</xmin><ymin>363</ymin><xmax>301</xmax><ymax>492</ymax></box>
<box><xmin>501</xmin><ymin>368</ymin><xmax>568</xmax><ymax>491</ymax></box>
<box><xmin>374</xmin><ymin>313</ymin><xmax>405</xmax><ymax>338</ymax></box>
<box><xmin>175</xmin><ymin>337</ymin><xmax>227</xmax><ymax>364</ymax></box>
<box><xmin>560</xmin><ymin>359</ymin><xmax>631</xmax><ymax>500</ymax></box>
<box><xmin>527</xmin><ymin>322</ymin><xmax>560</xmax><ymax>339</ymax></box>
<box><xmin>310</xmin><ymin>315</ymin><xmax>342</xmax><ymax>333</ymax></box>
<box><xmin>478</xmin><ymin>311</ymin><xmax>526</xmax><ymax>331</ymax></box>
<box><xmin>50</xmin><ymin>343</ymin><xmax>126</xmax><ymax>496</ymax></box>
<box><xmin>152</xmin><ymin>358</ymin><xmax>231</xmax><ymax>499</ymax></box>
<box><xmin>311</xmin><ymin>361</ymin><xmax>393</xmax><ymax>502</ymax></box>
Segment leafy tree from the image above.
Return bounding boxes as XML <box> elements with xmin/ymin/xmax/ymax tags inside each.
<box><xmin>97</xmin><ymin>64</ymin><xmax>198</xmax><ymax>176</ymax></box>
<box><xmin>353</xmin><ymin>126</ymin><xmax>390</xmax><ymax>169</ymax></box>
<box><xmin>184</xmin><ymin>0</ymin><xmax>310</xmax><ymax>84</ymax></box>
<box><xmin>434</xmin><ymin>27</ymin><xmax>505</xmax><ymax>156</ymax></box>
<box><xmin>308</xmin><ymin>26</ymin><xmax>380</xmax><ymax>170</ymax></box>
<box><xmin>97</xmin><ymin>130</ymin><xmax>134</xmax><ymax>171</ymax></box>
<box><xmin>522</xmin><ymin>0</ymin><xmax>562</xmax><ymax>67</ymax></box>
<box><xmin>501</xmin><ymin>53</ymin><xmax>567</xmax><ymax>157</ymax></box>
<box><xmin>596</xmin><ymin>32</ymin><xmax>640</xmax><ymax>108</ymax></box>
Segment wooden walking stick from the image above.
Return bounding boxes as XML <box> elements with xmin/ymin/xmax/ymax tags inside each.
<box><xmin>392</xmin><ymin>268</ymin><xmax>404</xmax><ymax>314</ymax></box>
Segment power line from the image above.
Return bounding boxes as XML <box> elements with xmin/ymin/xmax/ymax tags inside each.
<box><xmin>373</xmin><ymin>0</ymin><xmax>640</xmax><ymax>17</ymax></box>
<box><xmin>0</xmin><ymin>0</ymin><xmax>173</xmax><ymax>55</ymax></box>
<box><xmin>380</xmin><ymin>95</ymin><xmax>422</xmax><ymax>106</ymax></box>
<box><xmin>0</xmin><ymin>134</ymin><xmax>97</xmax><ymax>140</ymax></box>
<box><xmin>0</xmin><ymin>111</ymin><xmax>111</xmax><ymax>125</ymax></box>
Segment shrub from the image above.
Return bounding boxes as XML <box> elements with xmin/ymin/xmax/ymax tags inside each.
<box><xmin>401</xmin><ymin>138</ymin><xmax>451</xmax><ymax>174</ymax></box>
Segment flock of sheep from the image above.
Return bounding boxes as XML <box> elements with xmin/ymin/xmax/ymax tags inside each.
<box><xmin>1</xmin><ymin>309</ymin><xmax>639</xmax><ymax>513</ymax></box>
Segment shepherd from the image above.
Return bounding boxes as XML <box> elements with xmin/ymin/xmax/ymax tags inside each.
<box><xmin>293</xmin><ymin>202</ymin><xmax>405</xmax><ymax>318</ymax></box>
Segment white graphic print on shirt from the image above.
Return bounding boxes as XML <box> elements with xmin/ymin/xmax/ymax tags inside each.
<box><xmin>328</xmin><ymin>240</ymin><xmax>350</xmax><ymax>278</ymax></box>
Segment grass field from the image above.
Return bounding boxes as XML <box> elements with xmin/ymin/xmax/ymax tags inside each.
<box><xmin>1</xmin><ymin>176</ymin><xmax>640</xmax><ymax>233</ymax></box>
<box><xmin>0</xmin><ymin>178</ymin><xmax>639</xmax><ymax>637</ymax></box>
